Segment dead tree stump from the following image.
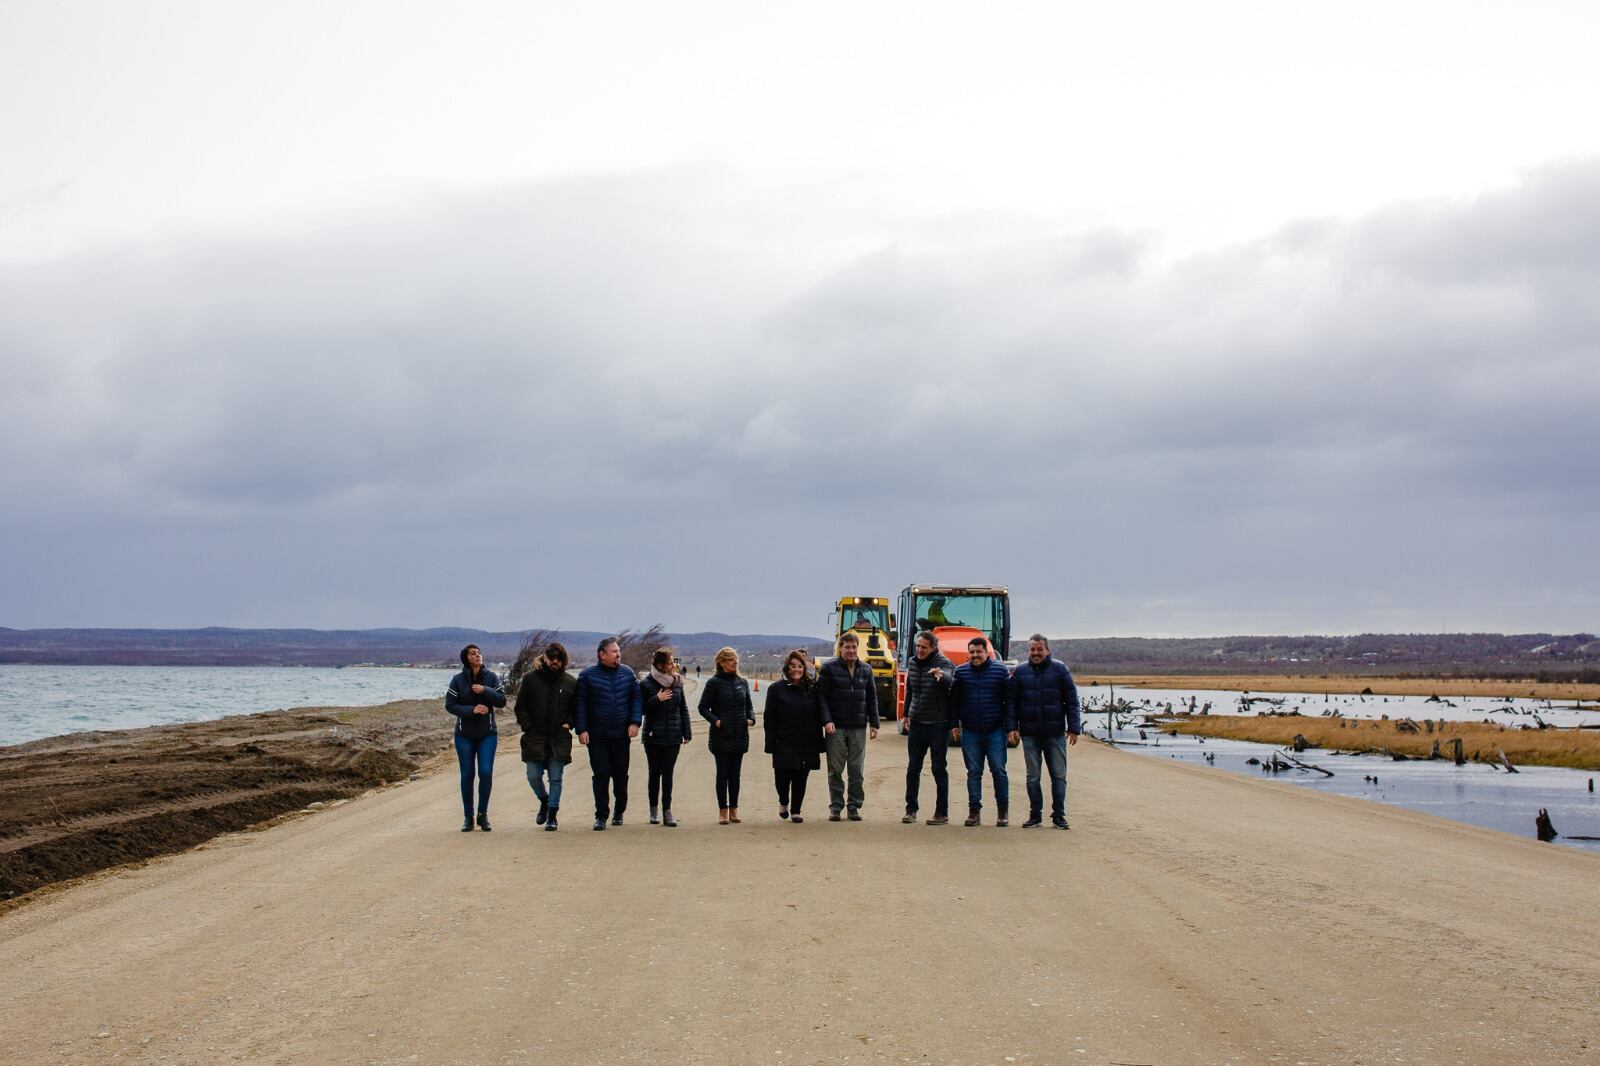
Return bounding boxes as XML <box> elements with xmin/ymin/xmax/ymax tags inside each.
<box><xmin>1536</xmin><ymin>808</ymin><xmax>1558</xmax><ymax>842</ymax></box>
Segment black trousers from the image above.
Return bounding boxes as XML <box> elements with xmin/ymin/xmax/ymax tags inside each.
<box><xmin>714</xmin><ymin>750</ymin><xmax>744</xmax><ymax>808</ymax></box>
<box><xmin>774</xmin><ymin>767</ymin><xmax>811</xmax><ymax>812</ymax></box>
<box><xmin>645</xmin><ymin>743</ymin><xmax>681</xmax><ymax>810</ymax></box>
<box><xmin>589</xmin><ymin>737</ymin><xmax>631</xmax><ymax>820</ymax></box>
<box><xmin>905</xmin><ymin>720</ymin><xmax>951</xmax><ymax>817</ymax></box>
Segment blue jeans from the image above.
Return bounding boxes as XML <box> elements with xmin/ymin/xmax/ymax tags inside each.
<box><xmin>454</xmin><ymin>732</ymin><xmax>497</xmax><ymax>816</ymax></box>
<box><xmin>1021</xmin><ymin>734</ymin><xmax>1068</xmax><ymax>818</ymax></box>
<box><xmin>960</xmin><ymin>728</ymin><xmax>1008</xmax><ymax>811</ymax></box>
<box><xmin>524</xmin><ymin>758</ymin><xmax>565</xmax><ymax>810</ymax></box>
<box><xmin>905</xmin><ymin>721</ymin><xmax>950</xmax><ymax>816</ymax></box>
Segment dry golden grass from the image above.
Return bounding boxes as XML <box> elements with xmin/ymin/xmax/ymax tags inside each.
<box><xmin>1159</xmin><ymin>714</ymin><xmax>1600</xmax><ymax>771</ymax></box>
<box><xmin>1082</xmin><ymin>673</ymin><xmax>1600</xmax><ymax>701</ymax></box>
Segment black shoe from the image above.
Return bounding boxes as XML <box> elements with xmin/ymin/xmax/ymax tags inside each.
<box><xmin>847</xmin><ymin>808</ymin><xmax>862</xmax><ymax>821</ymax></box>
<box><xmin>791</xmin><ymin>812</ymin><xmax>804</xmax><ymax>824</ymax></box>
<box><xmin>611</xmin><ymin>814</ymin><xmax>623</xmax><ymax>827</ymax></box>
<box><xmin>1022</xmin><ymin>813</ymin><xmax>1043</xmax><ymax>828</ymax></box>
<box><xmin>829</xmin><ymin>810</ymin><xmax>842</xmax><ymax>822</ymax></box>
<box><xmin>593</xmin><ymin>818</ymin><xmax>607</xmax><ymax>831</ymax></box>
<box><xmin>461</xmin><ymin>816</ymin><xmax>474</xmax><ymax>832</ymax></box>
<box><xmin>546</xmin><ymin>810</ymin><xmax>559</xmax><ymax>832</ymax></box>
<box><xmin>537</xmin><ymin>802</ymin><xmax>548</xmax><ymax>826</ymax></box>
<box><xmin>996</xmin><ymin>808</ymin><xmax>1009</xmax><ymax>828</ymax></box>
<box><xmin>1053</xmin><ymin>816</ymin><xmax>1071</xmax><ymax>830</ymax></box>
<box><xmin>476</xmin><ymin>813</ymin><xmax>492</xmax><ymax>832</ymax></box>
<box><xmin>779</xmin><ymin>808</ymin><xmax>789</xmax><ymax>820</ymax></box>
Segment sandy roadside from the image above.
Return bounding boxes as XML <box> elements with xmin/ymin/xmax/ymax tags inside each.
<box><xmin>1</xmin><ymin>720</ymin><xmax>1596</xmax><ymax>1065</ymax></box>
<box><xmin>1084</xmin><ymin>673</ymin><xmax>1600</xmax><ymax>701</ymax></box>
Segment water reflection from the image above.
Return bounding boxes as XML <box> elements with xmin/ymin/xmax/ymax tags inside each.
<box><xmin>1104</xmin><ymin>720</ymin><xmax>1600</xmax><ymax>853</ymax></box>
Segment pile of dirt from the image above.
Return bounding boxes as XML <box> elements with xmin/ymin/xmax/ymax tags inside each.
<box><xmin>0</xmin><ymin>698</ymin><xmax>463</xmax><ymax>900</ymax></box>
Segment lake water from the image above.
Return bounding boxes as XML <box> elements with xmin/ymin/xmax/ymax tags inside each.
<box><xmin>1091</xmin><ymin>697</ymin><xmax>1600</xmax><ymax>854</ymax></box>
<box><xmin>0</xmin><ymin>664</ymin><xmax>458</xmax><ymax>747</ymax></box>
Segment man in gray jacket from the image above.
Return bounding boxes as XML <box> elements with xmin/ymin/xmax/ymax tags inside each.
<box><xmin>902</xmin><ymin>631</ymin><xmax>955</xmax><ymax>824</ymax></box>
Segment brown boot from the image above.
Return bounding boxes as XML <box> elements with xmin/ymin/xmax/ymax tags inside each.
<box><xmin>926</xmin><ymin>813</ymin><xmax>949</xmax><ymax>825</ymax></box>
<box><xmin>719</xmin><ymin>808</ymin><xmax>730</xmax><ymax>825</ymax></box>
<box><xmin>963</xmin><ymin>806</ymin><xmax>980</xmax><ymax>827</ymax></box>
<box><xmin>729</xmin><ymin>807</ymin><xmax>741</xmax><ymax>823</ymax></box>
<box><xmin>996</xmin><ymin>807</ymin><xmax>1009</xmax><ymax>828</ymax></box>
<box><xmin>901</xmin><ymin>807</ymin><xmax>917</xmax><ymax>824</ymax></box>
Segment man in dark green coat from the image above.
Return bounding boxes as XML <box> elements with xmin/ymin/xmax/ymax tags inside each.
<box><xmin>514</xmin><ymin>642</ymin><xmax>577</xmax><ymax>831</ymax></box>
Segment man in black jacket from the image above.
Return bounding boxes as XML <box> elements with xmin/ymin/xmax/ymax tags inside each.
<box><xmin>902</xmin><ymin>631</ymin><xmax>955</xmax><ymax>825</ymax></box>
<box><xmin>513</xmin><ymin>642</ymin><xmax>576</xmax><ymax>831</ymax></box>
<box><xmin>818</xmin><ymin>631</ymin><xmax>879</xmax><ymax>820</ymax></box>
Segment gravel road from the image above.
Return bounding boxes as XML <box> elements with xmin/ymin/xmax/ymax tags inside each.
<box><xmin>3</xmin><ymin>722</ymin><xmax>1597</xmax><ymax>1064</ymax></box>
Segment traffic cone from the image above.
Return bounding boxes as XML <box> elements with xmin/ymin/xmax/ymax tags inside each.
<box><xmin>753</xmin><ymin>680</ymin><xmax>760</xmax><ymax>692</ymax></box>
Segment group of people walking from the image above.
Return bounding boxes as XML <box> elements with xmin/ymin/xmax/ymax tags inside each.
<box><xmin>443</xmin><ymin>629</ymin><xmax>1082</xmax><ymax>833</ymax></box>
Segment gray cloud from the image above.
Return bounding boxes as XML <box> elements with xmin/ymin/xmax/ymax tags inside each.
<box><xmin>2</xmin><ymin>162</ymin><xmax>1597</xmax><ymax>634</ymax></box>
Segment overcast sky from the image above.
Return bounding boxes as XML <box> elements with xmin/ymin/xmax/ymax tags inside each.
<box><xmin>2</xmin><ymin>2</ymin><xmax>1597</xmax><ymax>637</ymax></box>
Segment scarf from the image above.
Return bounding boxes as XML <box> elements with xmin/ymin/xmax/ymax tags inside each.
<box><xmin>649</xmin><ymin>667</ymin><xmax>680</xmax><ymax>690</ymax></box>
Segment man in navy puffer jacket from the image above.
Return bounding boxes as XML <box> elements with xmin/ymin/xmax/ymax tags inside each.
<box><xmin>1010</xmin><ymin>634</ymin><xmax>1081</xmax><ymax>829</ymax></box>
<box><xmin>949</xmin><ymin>637</ymin><xmax>1016</xmax><ymax>827</ymax></box>
<box><xmin>576</xmin><ymin>637</ymin><xmax>643</xmax><ymax>830</ymax></box>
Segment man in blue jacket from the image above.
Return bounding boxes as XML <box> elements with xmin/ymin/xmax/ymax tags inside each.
<box><xmin>1011</xmin><ymin>634</ymin><xmax>1082</xmax><ymax>829</ymax></box>
<box><xmin>575</xmin><ymin>637</ymin><xmax>643</xmax><ymax>831</ymax></box>
<box><xmin>949</xmin><ymin>636</ymin><xmax>1015</xmax><ymax>827</ymax></box>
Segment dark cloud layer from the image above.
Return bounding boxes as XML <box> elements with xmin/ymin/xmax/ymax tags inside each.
<box><xmin>2</xmin><ymin>162</ymin><xmax>1596</xmax><ymax>635</ymax></box>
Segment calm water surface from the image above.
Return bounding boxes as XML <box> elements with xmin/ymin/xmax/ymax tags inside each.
<box><xmin>0</xmin><ymin>664</ymin><xmax>457</xmax><ymax>747</ymax></box>
<box><xmin>1094</xmin><ymin>707</ymin><xmax>1600</xmax><ymax>854</ymax></box>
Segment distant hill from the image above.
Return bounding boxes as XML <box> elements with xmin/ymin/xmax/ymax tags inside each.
<box><xmin>4</xmin><ymin>628</ymin><xmax>1596</xmax><ymax>681</ymax></box>
<box><xmin>0</xmin><ymin>627</ymin><xmax>830</xmax><ymax>668</ymax></box>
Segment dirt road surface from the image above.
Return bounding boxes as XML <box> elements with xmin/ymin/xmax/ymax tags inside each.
<box><xmin>3</xmin><ymin>726</ymin><xmax>1597</xmax><ymax>1064</ymax></box>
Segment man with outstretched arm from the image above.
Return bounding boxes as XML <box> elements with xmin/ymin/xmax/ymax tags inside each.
<box><xmin>574</xmin><ymin>636</ymin><xmax>643</xmax><ymax>831</ymax></box>
<box><xmin>902</xmin><ymin>631</ymin><xmax>954</xmax><ymax>825</ymax></box>
<box><xmin>1011</xmin><ymin>634</ymin><xmax>1082</xmax><ymax>829</ymax></box>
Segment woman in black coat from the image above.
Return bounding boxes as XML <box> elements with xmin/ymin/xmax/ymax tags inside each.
<box><xmin>640</xmin><ymin>648</ymin><xmax>692</xmax><ymax>827</ymax></box>
<box><xmin>698</xmin><ymin>646</ymin><xmax>755</xmax><ymax>824</ymax></box>
<box><xmin>764</xmin><ymin>650</ymin><xmax>834</xmax><ymax>824</ymax></box>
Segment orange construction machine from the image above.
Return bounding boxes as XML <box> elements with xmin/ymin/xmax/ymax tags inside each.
<box><xmin>892</xmin><ymin>585</ymin><xmax>1012</xmax><ymax>724</ymax></box>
